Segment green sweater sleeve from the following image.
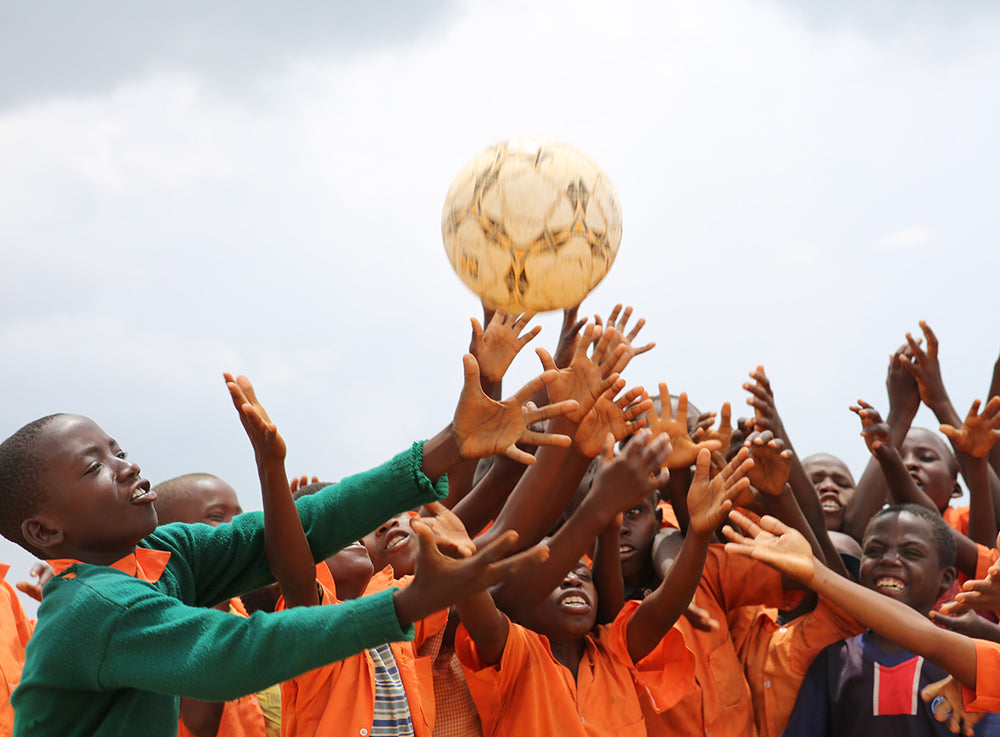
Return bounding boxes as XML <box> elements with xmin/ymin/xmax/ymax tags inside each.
<box><xmin>149</xmin><ymin>441</ymin><xmax>448</xmax><ymax>607</ymax></box>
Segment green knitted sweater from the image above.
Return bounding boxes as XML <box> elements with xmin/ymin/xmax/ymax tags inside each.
<box><xmin>13</xmin><ymin>442</ymin><xmax>447</xmax><ymax>737</ymax></box>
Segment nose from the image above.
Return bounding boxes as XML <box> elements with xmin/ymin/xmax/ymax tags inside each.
<box><xmin>376</xmin><ymin>518</ymin><xmax>399</xmax><ymax>537</ymax></box>
<box><xmin>114</xmin><ymin>456</ymin><xmax>141</xmax><ymax>482</ymax></box>
<box><xmin>563</xmin><ymin>571</ymin><xmax>582</xmax><ymax>588</ymax></box>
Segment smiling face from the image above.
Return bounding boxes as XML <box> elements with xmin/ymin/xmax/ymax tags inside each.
<box><xmin>802</xmin><ymin>453</ymin><xmax>856</xmax><ymax>532</ymax></box>
<box><xmin>859</xmin><ymin>509</ymin><xmax>955</xmax><ymax>616</ymax></box>
<box><xmin>363</xmin><ymin>512</ymin><xmax>418</xmax><ymax>576</ymax></box>
<box><xmin>900</xmin><ymin>429</ymin><xmax>960</xmax><ymax>511</ymax></box>
<box><xmin>520</xmin><ymin>561</ymin><xmax>597</xmax><ymax>643</ymax></box>
<box><xmin>25</xmin><ymin>414</ymin><xmax>158</xmax><ymax>564</ymax></box>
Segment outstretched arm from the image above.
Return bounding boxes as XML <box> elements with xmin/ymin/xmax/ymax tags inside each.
<box><xmin>626</xmin><ymin>447</ymin><xmax>753</xmax><ymax>662</ymax></box>
<box><xmin>421</xmin><ymin>354</ymin><xmax>580</xmax><ymax>481</ymax></box>
<box><xmin>723</xmin><ymin>510</ymin><xmax>978</xmax><ymax>688</ymax></box>
<box><xmin>852</xmin><ymin>399</ymin><xmax>981</xmax><ymax>578</ymax></box>
<box><xmin>941</xmin><ymin>398</ymin><xmax>1000</xmax><ymax>548</ymax></box>
<box><xmin>226</xmin><ymin>373</ymin><xmax>318</xmax><ymax>608</ymax></box>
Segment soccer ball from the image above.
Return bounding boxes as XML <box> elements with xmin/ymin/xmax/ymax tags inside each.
<box><xmin>441</xmin><ymin>137</ymin><xmax>622</xmax><ymax>313</ymax></box>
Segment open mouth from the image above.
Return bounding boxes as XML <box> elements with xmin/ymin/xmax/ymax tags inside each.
<box><xmin>384</xmin><ymin>530</ymin><xmax>410</xmax><ymax>553</ymax></box>
<box><xmin>619</xmin><ymin>543</ymin><xmax>635</xmax><ymax>555</ymax></box>
<box><xmin>130</xmin><ymin>482</ymin><xmax>156</xmax><ymax>504</ymax></box>
<box><xmin>909</xmin><ymin>473</ymin><xmax>926</xmax><ymax>490</ymax></box>
<box><xmin>874</xmin><ymin>575</ymin><xmax>905</xmax><ymax>593</ymax></box>
<box><xmin>819</xmin><ymin>493</ymin><xmax>843</xmax><ymax>512</ymax></box>
<box><xmin>557</xmin><ymin>591</ymin><xmax>592</xmax><ymax>613</ymax></box>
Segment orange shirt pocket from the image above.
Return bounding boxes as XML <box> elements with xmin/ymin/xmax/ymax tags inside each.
<box><xmin>707</xmin><ymin>643</ymin><xmax>750</xmax><ymax>709</ymax></box>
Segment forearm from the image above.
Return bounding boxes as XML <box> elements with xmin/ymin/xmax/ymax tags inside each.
<box><xmin>763</xmin><ymin>484</ymin><xmax>848</xmax><ymax>578</ymax></box>
<box><xmin>594</xmin><ymin>522</ymin><xmax>625</xmax><ymax>624</ymax></box>
<box><xmin>453</xmin><ymin>590</ymin><xmax>509</xmax><ymax>666</ymax></box>
<box><xmin>626</xmin><ymin>531</ymin><xmax>711</xmax><ymax>662</ymax></box>
<box><xmin>259</xmin><ymin>458</ymin><xmax>318</xmax><ymax>608</ymax></box>
<box><xmin>962</xmin><ymin>454</ymin><xmax>998</xmax><ymax>548</ymax></box>
<box><xmin>841</xmin><ymin>457</ymin><xmax>889</xmax><ymax>542</ymax></box>
<box><xmin>451</xmin><ymin>457</ymin><xmax>526</xmax><ymax>538</ymax></box>
<box><xmin>493</xmin><ymin>497</ymin><xmax>610</xmax><ymax>620</ymax></box>
<box><xmin>808</xmin><ymin>562</ymin><xmax>978</xmax><ymax>687</ymax></box>
<box><xmin>421</xmin><ymin>425</ymin><xmax>464</xmax><ymax>482</ymax></box>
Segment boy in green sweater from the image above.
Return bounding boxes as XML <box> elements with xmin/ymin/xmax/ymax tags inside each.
<box><xmin>0</xmin><ymin>354</ymin><xmax>572</xmax><ymax>737</ymax></box>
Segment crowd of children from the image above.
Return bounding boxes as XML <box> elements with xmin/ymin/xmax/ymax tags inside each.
<box><xmin>1</xmin><ymin>305</ymin><xmax>999</xmax><ymax>736</ymax></box>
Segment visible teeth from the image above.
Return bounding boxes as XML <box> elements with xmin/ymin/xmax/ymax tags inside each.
<box><xmin>821</xmin><ymin>501</ymin><xmax>840</xmax><ymax>511</ymax></box>
<box><xmin>562</xmin><ymin>596</ymin><xmax>586</xmax><ymax>606</ymax></box>
<box><xmin>131</xmin><ymin>488</ymin><xmax>146</xmax><ymax>500</ymax></box>
<box><xmin>876</xmin><ymin>577</ymin><xmax>904</xmax><ymax>591</ymax></box>
<box><xmin>619</xmin><ymin>544</ymin><xmax>633</xmax><ymax>554</ymax></box>
<box><xmin>386</xmin><ymin>536</ymin><xmax>406</xmax><ymax>551</ymax></box>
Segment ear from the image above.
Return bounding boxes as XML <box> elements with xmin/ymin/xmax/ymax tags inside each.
<box><xmin>21</xmin><ymin>517</ymin><xmax>64</xmax><ymax>552</ymax></box>
<box><xmin>950</xmin><ymin>481</ymin><xmax>963</xmax><ymax>499</ymax></box>
<box><xmin>654</xmin><ymin>506</ymin><xmax>663</xmax><ymax>527</ymax></box>
<box><xmin>937</xmin><ymin>564</ymin><xmax>957</xmax><ymax>597</ymax></box>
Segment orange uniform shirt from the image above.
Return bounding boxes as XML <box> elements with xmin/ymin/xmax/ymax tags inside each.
<box><xmin>0</xmin><ymin>565</ymin><xmax>34</xmax><ymax>737</ymax></box>
<box><xmin>943</xmin><ymin>505</ymin><xmax>970</xmax><ymax>536</ymax></box>
<box><xmin>279</xmin><ymin>566</ymin><xmax>447</xmax><ymax>737</ymax></box>
<box><xmin>727</xmin><ymin>599</ymin><xmax>864</xmax><ymax>737</ymax></box>
<box><xmin>177</xmin><ymin>597</ymin><xmax>268</xmax><ymax>737</ymax></box>
<box><xmin>642</xmin><ymin>545</ymin><xmax>803</xmax><ymax>737</ymax></box>
<box><xmin>456</xmin><ymin>599</ymin><xmax>694</xmax><ymax>737</ymax></box>
<box><xmin>963</xmin><ymin>638</ymin><xmax>1000</xmax><ymax>713</ymax></box>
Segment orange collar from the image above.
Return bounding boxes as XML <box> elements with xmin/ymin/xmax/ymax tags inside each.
<box><xmin>49</xmin><ymin>548</ymin><xmax>172</xmax><ymax>583</ymax></box>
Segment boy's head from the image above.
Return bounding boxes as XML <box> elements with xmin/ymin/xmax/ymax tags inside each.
<box><xmin>0</xmin><ymin>414</ymin><xmax>157</xmax><ymax>563</ymax></box>
<box><xmin>363</xmin><ymin>511</ymin><xmax>419</xmax><ymax>577</ymax></box>
<box><xmin>900</xmin><ymin>428</ymin><xmax>961</xmax><ymax>511</ymax></box>
<box><xmin>802</xmin><ymin>453</ymin><xmax>856</xmax><ymax>532</ymax></box>
<box><xmin>619</xmin><ymin>492</ymin><xmax>661</xmax><ymax>585</ymax></box>
<box><xmin>520</xmin><ymin>559</ymin><xmax>597</xmax><ymax>642</ymax></box>
<box><xmin>860</xmin><ymin>503</ymin><xmax>956</xmax><ymax>616</ymax></box>
<box><xmin>152</xmin><ymin>473</ymin><xmax>243</xmax><ymax>526</ymax></box>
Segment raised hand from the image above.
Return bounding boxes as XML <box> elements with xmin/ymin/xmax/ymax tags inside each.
<box><xmin>416</xmin><ymin>501</ymin><xmax>477</xmax><ymax>559</ymax></box>
<box><xmin>645</xmin><ymin>383</ymin><xmax>722</xmax><ymax>469</ymax></box>
<box><xmin>901</xmin><ymin>321</ymin><xmax>953</xmax><ymax>414</ymax></box>
<box><xmin>723</xmin><ymin>509</ymin><xmax>818</xmax><ymax>584</ymax></box>
<box><xmin>225</xmin><ymin>373</ymin><xmax>287</xmax><ymax>466</ymax></box>
<box><xmin>850</xmin><ymin>400</ymin><xmax>891</xmax><ymax>453</ymax></box>
<box><xmin>16</xmin><ymin>562</ymin><xmax>54</xmax><ymax>603</ymax></box>
<box><xmin>941</xmin><ymin>397</ymin><xmax>1000</xmax><ymax>459</ymax></box>
<box><xmin>743</xmin><ymin>366</ymin><xmax>786</xmax><ymax>439</ymax></box>
<box><xmin>743</xmin><ymin>430</ymin><xmax>792</xmax><ymax>497</ymax></box>
<box><xmin>469</xmin><ymin>311</ymin><xmax>541</xmax><ymax>388</ymax></box>
<box><xmin>452</xmin><ymin>354</ymin><xmax>579</xmax><ymax>465</ymax></box>
<box><xmin>944</xmin><ymin>549</ymin><xmax>1000</xmax><ymax>616</ymax></box>
<box><xmin>687</xmin><ymin>447</ymin><xmax>754</xmax><ymax>535</ymax></box>
<box><xmin>594</xmin><ymin>304</ymin><xmax>655</xmax><ymax>371</ymax></box>
<box><xmin>928</xmin><ymin>609</ymin><xmax>1000</xmax><ymax>640</ymax></box>
<box><xmin>391</xmin><ymin>524</ymin><xmax>548</xmax><ymax>627</ymax></box>
<box><xmin>694</xmin><ymin>402</ymin><xmax>733</xmax><ymax>458</ymax></box>
<box><xmin>289</xmin><ymin>475</ymin><xmax>320</xmax><ymax>495</ymax></box>
<box><xmin>586</xmin><ymin>430</ymin><xmax>673</xmax><ymax>514</ymax></box>
<box><xmin>921</xmin><ymin>676</ymin><xmax>984</xmax><ymax>737</ymax></box>
<box><xmin>536</xmin><ymin>323</ymin><xmax>618</xmax><ymax>423</ymax></box>
<box><xmin>887</xmin><ymin>340</ymin><xmax>922</xmax><ymax>422</ymax></box>
<box><xmin>552</xmin><ymin>304</ymin><xmax>586</xmax><ymax>369</ymax></box>
<box><xmin>574</xmin><ymin>385</ymin><xmax>651</xmax><ymax>458</ymax></box>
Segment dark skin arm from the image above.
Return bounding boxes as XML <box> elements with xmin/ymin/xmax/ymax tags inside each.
<box><xmin>903</xmin><ymin>322</ymin><xmax>1000</xmax><ymax>530</ymax></box>
<box><xmin>842</xmin><ymin>343</ymin><xmax>921</xmax><ymax>541</ymax></box>
<box><xmin>494</xmin><ymin>430</ymin><xmax>672</xmax><ymax>620</ymax></box>
<box><xmin>594</xmin><ymin>513</ymin><xmax>626</xmax><ymax>624</ymax></box>
<box><xmin>419</xmin><ymin>353</ymin><xmax>579</xmax><ymax>482</ymax></box>
<box><xmin>989</xmin><ymin>353</ymin><xmax>1000</xmax><ymax>477</ymax></box>
<box><xmin>226</xmin><ymin>373</ymin><xmax>319</xmax><ymax>608</ymax></box>
<box><xmin>940</xmin><ymin>397</ymin><xmax>1000</xmax><ymax>548</ymax></box>
<box><xmin>444</xmin><ymin>309</ymin><xmax>543</xmax><ymax>508</ymax></box>
<box><xmin>852</xmin><ymin>400</ymin><xmax>980</xmax><ymax>578</ymax></box>
<box><xmin>723</xmin><ymin>510</ymin><xmax>979</xmax><ymax>689</ymax></box>
<box><xmin>626</xmin><ymin>447</ymin><xmax>753</xmax><ymax>662</ymax></box>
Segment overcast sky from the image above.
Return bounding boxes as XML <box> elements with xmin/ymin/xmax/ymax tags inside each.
<box><xmin>2</xmin><ymin>0</ymin><xmax>999</xmax><ymax>612</ymax></box>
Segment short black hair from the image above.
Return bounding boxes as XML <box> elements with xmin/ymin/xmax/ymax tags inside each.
<box><xmin>863</xmin><ymin>503</ymin><xmax>957</xmax><ymax>570</ymax></box>
<box><xmin>0</xmin><ymin>414</ymin><xmax>65</xmax><ymax>557</ymax></box>
<box><xmin>152</xmin><ymin>473</ymin><xmax>222</xmax><ymax>525</ymax></box>
<box><xmin>292</xmin><ymin>481</ymin><xmax>336</xmax><ymax>501</ymax></box>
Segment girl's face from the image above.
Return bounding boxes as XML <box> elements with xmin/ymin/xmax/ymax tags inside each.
<box><xmin>520</xmin><ymin>562</ymin><xmax>597</xmax><ymax>643</ymax></box>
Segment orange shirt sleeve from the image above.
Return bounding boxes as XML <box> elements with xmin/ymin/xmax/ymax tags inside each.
<box><xmin>962</xmin><ymin>638</ymin><xmax>1000</xmax><ymax>713</ymax></box>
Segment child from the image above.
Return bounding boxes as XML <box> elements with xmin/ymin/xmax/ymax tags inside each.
<box><xmin>153</xmin><ymin>471</ymin><xmax>271</xmax><ymax>737</ymax></box>
<box><xmin>455</xmin><ymin>435</ymin><xmax>753</xmax><ymax>736</ymax></box>
<box><xmin>0</xmin><ymin>565</ymin><xmax>34</xmax><ymax>737</ymax></box>
<box><xmin>725</xmin><ymin>506</ymin><xmax>1000</xmax><ymax>736</ymax></box>
<box><xmin>0</xmin><ymin>354</ymin><xmax>570</xmax><ymax>737</ymax></box>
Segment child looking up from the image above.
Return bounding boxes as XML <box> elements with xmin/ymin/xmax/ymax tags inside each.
<box><xmin>726</xmin><ymin>506</ymin><xmax>1000</xmax><ymax>736</ymax></box>
<box><xmin>0</xmin><ymin>353</ymin><xmax>570</xmax><ymax>737</ymax></box>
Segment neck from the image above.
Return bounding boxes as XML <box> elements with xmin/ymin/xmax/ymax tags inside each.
<box><xmin>50</xmin><ymin>544</ymin><xmax>137</xmax><ymax>567</ymax></box>
<box><xmin>548</xmin><ymin>636</ymin><xmax>586</xmax><ymax>680</ymax></box>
